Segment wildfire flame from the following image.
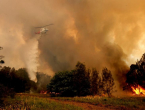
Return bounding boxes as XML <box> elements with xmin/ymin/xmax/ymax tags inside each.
<box><xmin>40</xmin><ymin>90</ymin><xmax>47</xmax><ymax>94</ymax></box>
<box><xmin>131</xmin><ymin>85</ymin><xmax>145</xmax><ymax>95</ymax></box>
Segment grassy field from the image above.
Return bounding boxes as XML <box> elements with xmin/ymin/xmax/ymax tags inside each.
<box><xmin>53</xmin><ymin>95</ymin><xmax>145</xmax><ymax>110</ymax></box>
<box><xmin>0</xmin><ymin>95</ymin><xmax>83</xmax><ymax>110</ymax></box>
<box><xmin>1</xmin><ymin>94</ymin><xmax>145</xmax><ymax>110</ymax></box>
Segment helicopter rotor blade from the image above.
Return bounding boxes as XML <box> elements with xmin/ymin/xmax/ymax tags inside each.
<box><xmin>35</xmin><ymin>24</ymin><xmax>54</xmax><ymax>28</ymax></box>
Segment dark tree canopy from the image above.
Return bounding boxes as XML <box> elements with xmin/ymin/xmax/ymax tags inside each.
<box><xmin>48</xmin><ymin>71</ymin><xmax>75</xmax><ymax>96</ymax></box>
<box><xmin>0</xmin><ymin>67</ymin><xmax>36</xmax><ymax>93</ymax></box>
<box><xmin>48</xmin><ymin>62</ymin><xmax>115</xmax><ymax>97</ymax></box>
<box><xmin>126</xmin><ymin>53</ymin><xmax>145</xmax><ymax>88</ymax></box>
<box><xmin>48</xmin><ymin>62</ymin><xmax>91</xmax><ymax>97</ymax></box>
<box><xmin>102</xmin><ymin>68</ymin><xmax>115</xmax><ymax>97</ymax></box>
<box><xmin>90</xmin><ymin>68</ymin><xmax>101</xmax><ymax>95</ymax></box>
<box><xmin>73</xmin><ymin>62</ymin><xmax>90</xmax><ymax>96</ymax></box>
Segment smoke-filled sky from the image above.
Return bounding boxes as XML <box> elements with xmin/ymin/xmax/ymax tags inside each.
<box><xmin>1</xmin><ymin>0</ymin><xmax>145</xmax><ymax>85</ymax></box>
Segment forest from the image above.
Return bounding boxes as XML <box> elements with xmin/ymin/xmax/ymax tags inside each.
<box><xmin>0</xmin><ymin>61</ymin><xmax>115</xmax><ymax>100</ymax></box>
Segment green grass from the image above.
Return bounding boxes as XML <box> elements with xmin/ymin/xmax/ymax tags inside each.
<box><xmin>1</xmin><ymin>95</ymin><xmax>83</xmax><ymax>110</ymax></box>
<box><xmin>53</xmin><ymin>96</ymin><xmax>145</xmax><ymax>109</ymax></box>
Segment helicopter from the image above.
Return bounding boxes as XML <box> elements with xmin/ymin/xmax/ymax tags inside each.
<box><xmin>35</xmin><ymin>24</ymin><xmax>53</xmax><ymax>34</ymax></box>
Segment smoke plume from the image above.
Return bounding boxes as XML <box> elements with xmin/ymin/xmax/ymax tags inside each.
<box><xmin>0</xmin><ymin>0</ymin><xmax>145</xmax><ymax>88</ymax></box>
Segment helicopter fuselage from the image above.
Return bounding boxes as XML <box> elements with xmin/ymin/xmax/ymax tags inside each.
<box><xmin>35</xmin><ymin>24</ymin><xmax>53</xmax><ymax>34</ymax></box>
<box><xmin>40</xmin><ymin>28</ymin><xmax>49</xmax><ymax>34</ymax></box>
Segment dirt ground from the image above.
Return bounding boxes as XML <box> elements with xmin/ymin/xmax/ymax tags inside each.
<box><xmin>48</xmin><ymin>98</ymin><xmax>126</xmax><ymax>110</ymax></box>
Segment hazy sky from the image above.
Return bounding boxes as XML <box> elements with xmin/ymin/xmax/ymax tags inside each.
<box><xmin>0</xmin><ymin>0</ymin><xmax>145</xmax><ymax>86</ymax></box>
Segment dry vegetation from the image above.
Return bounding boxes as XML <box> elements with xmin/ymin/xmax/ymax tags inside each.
<box><xmin>53</xmin><ymin>96</ymin><xmax>145</xmax><ymax>110</ymax></box>
<box><xmin>0</xmin><ymin>94</ymin><xmax>83</xmax><ymax>110</ymax></box>
<box><xmin>1</xmin><ymin>94</ymin><xmax>145</xmax><ymax>110</ymax></box>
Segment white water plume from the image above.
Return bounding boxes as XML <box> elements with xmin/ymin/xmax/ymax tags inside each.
<box><xmin>21</xmin><ymin>36</ymin><xmax>40</xmax><ymax>82</ymax></box>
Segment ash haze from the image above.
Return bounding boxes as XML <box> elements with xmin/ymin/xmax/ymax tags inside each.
<box><xmin>0</xmin><ymin>0</ymin><xmax>145</xmax><ymax>87</ymax></box>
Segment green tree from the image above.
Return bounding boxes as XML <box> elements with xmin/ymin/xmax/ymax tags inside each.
<box><xmin>0</xmin><ymin>66</ymin><xmax>37</xmax><ymax>100</ymax></box>
<box><xmin>73</xmin><ymin>62</ymin><xmax>90</xmax><ymax>96</ymax></box>
<box><xmin>48</xmin><ymin>62</ymin><xmax>91</xmax><ymax>97</ymax></box>
<box><xmin>0</xmin><ymin>67</ymin><xmax>15</xmax><ymax>101</ymax></box>
<box><xmin>0</xmin><ymin>66</ymin><xmax>11</xmax><ymax>87</ymax></box>
<box><xmin>102</xmin><ymin>68</ymin><xmax>115</xmax><ymax>97</ymax></box>
<box><xmin>14</xmin><ymin>68</ymin><xmax>32</xmax><ymax>92</ymax></box>
<box><xmin>0</xmin><ymin>67</ymin><xmax>36</xmax><ymax>93</ymax></box>
<box><xmin>90</xmin><ymin>68</ymin><xmax>101</xmax><ymax>96</ymax></box>
<box><xmin>48</xmin><ymin>71</ymin><xmax>75</xmax><ymax>97</ymax></box>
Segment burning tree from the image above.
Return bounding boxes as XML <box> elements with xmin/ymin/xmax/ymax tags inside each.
<box><xmin>126</xmin><ymin>53</ymin><xmax>145</xmax><ymax>95</ymax></box>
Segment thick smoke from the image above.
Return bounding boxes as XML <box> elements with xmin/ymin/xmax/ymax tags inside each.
<box><xmin>0</xmin><ymin>0</ymin><xmax>145</xmax><ymax>88</ymax></box>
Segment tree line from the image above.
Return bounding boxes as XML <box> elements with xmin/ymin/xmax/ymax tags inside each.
<box><xmin>0</xmin><ymin>66</ymin><xmax>51</xmax><ymax>99</ymax></box>
<box><xmin>47</xmin><ymin>62</ymin><xmax>115</xmax><ymax>97</ymax></box>
<box><xmin>0</xmin><ymin>67</ymin><xmax>36</xmax><ymax>99</ymax></box>
<box><xmin>0</xmin><ymin>62</ymin><xmax>115</xmax><ymax>99</ymax></box>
